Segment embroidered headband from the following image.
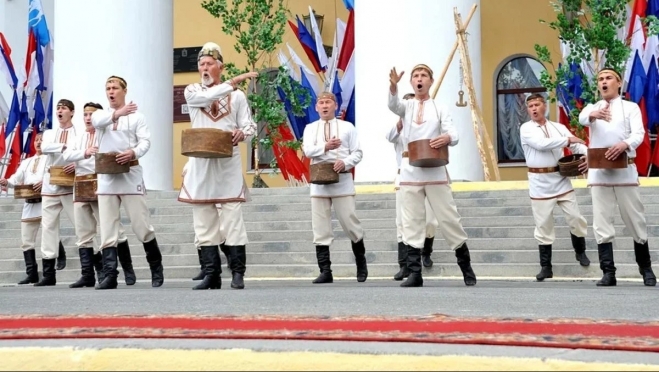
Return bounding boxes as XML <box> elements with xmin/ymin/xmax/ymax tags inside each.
<box><xmin>317</xmin><ymin>92</ymin><xmax>337</xmax><ymax>102</ymax></box>
<box><xmin>83</xmin><ymin>102</ymin><xmax>103</xmax><ymax>112</ymax></box>
<box><xmin>597</xmin><ymin>68</ymin><xmax>622</xmax><ymax>82</ymax></box>
<box><xmin>106</xmin><ymin>75</ymin><xmax>127</xmax><ymax>89</ymax></box>
<box><xmin>411</xmin><ymin>64</ymin><xmax>434</xmax><ymax>79</ymax></box>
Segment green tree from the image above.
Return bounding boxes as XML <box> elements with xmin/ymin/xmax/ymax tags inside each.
<box><xmin>201</xmin><ymin>0</ymin><xmax>312</xmax><ymax>188</ymax></box>
<box><xmin>534</xmin><ymin>0</ymin><xmax>659</xmax><ymax>139</ymax></box>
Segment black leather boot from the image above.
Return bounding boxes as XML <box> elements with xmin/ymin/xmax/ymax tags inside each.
<box><xmin>401</xmin><ymin>244</ymin><xmax>423</xmax><ymax>287</ymax></box>
<box><xmin>117</xmin><ymin>240</ymin><xmax>136</xmax><ymax>285</ymax></box>
<box><xmin>97</xmin><ymin>247</ymin><xmax>119</xmax><ymax>290</ymax></box>
<box><xmin>56</xmin><ymin>241</ymin><xmax>66</xmax><ymax>270</ymax></box>
<box><xmin>536</xmin><ymin>244</ymin><xmax>553</xmax><ymax>281</ymax></box>
<box><xmin>456</xmin><ymin>243</ymin><xmax>477</xmax><ymax>286</ymax></box>
<box><xmin>93</xmin><ymin>252</ymin><xmax>104</xmax><ymax>285</ymax></box>
<box><xmin>422</xmin><ymin>237</ymin><xmax>434</xmax><ymax>267</ymax></box>
<box><xmin>34</xmin><ymin>258</ymin><xmax>56</xmax><ymax>286</ymax></box>
<box><xmin>571</xmin><ymin>233</ymin><xmax>590</xmax><ymax>266</ymax></box>
<box><xmin>633</xmin><ymin>241</ymin><xmax>657</xmax><ymax>286</ymax></box>
<box><xmin>312</xmin><ymin>245</ymin><xmax>333</xmax><ymax>284</ymax></box>
<box><xmin>18</xmin><ymin>249</ymin><xmax>39</xmax><ymax>285</ymax></box>
<box><xmin>69</xmin><ymin>247</ymin><xmax>96</xmax><ymax>288</ymax></box>
<box><xmin>192</xmin><ymin>249</ymin><xmax>205</xmax><ymax>281</ymax></box>
<box><xmin>220</xmin><ymin>243</ymin><xmax>231</xmax><ymax>269</ymax></box>
<box><xmin>393</xmin><ymin>242</ymin><xmax>409</xmax><ymax>281</ymax></box>
<box><xmin>193</xmin><ymin>245</ymin><xmax>222</xmax><ymax>290</ymax></box>
<box><xmin>351</xmin><ymin>239</ymin><xmax>368</xmax><ymax>282</ymax></box>
<box><xmin>596</xmin><ymin>242</ymin><xmax>617</xmax><ymax>286</ymax></box>
<box><xmin>143</xmin><ymin>238</ymin><xmax>164</xmax><ymax>287</ymax></box>
<box><xmin>228</xmin><ymin>245</ymin><xmax>246</xmax><ymax>289</ymax></box>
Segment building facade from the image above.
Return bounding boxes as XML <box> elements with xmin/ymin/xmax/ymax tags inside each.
<box><xmin>0</xmin><ymin>0</ymin><xmax>562</xmax><ymax>190</ymax></box>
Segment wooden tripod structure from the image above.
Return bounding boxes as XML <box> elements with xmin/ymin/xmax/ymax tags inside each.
<box><xmin>429</xmin><ymin>4</ymin><xmax>500</xmax><ymax>181</ymax></box>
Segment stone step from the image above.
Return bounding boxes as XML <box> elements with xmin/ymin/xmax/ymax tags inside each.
<box><xmin>0</xmin><ymin>263</ymin><xmax>649</xmax><ymax>284</ymax></box>
<box><xmin>0</xmin><ymin>225</ymin><xmax>649</xmax><ymax>245</ymax></box>
<box><xmin>0</xmin><ymin>249</ymin><xmax>645</xmax><ymax>273</ymax></box>
<box><xmin>0</xmin><ymin>237</ymin><xmax>644</xmax><ymax>259</ymax></box>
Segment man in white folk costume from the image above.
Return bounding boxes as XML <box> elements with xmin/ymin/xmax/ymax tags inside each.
<box><xmin>302</xmin><ymin>91</ymin><xmax>368</xmax><ymax>284</ymax></box>
<box><xmin>63</xmin><ymin>102</ymin><xmax>136</xmax><ymax>288</ymax></box>
<box><xmin>387</xmin><ymin>92</ymin><xmax>440</xmax><ymax>280</ymax></box>
<box><xmin>91</xmin><ymin>75</ymin><xmax>164</xmax><ymax>290</ymax></box>
<box><xmin>387</xmin><ymin>64</ymin><xmax>476</xmax><ymax>288</ymax></box>
<box><xmin>35</xmin><ymin>99</ymin><xmax>79</xmax><ymax>286</ymax></box>
<box><xmin>0</xmin><ymin>133</ymin><xmax>46</xmax><ymax>284</ymax></box>
<box><xmin>520</xmin><ymin>93</ymin><xmax>591</xmax><ymax>282</ymax></box>
<box><xmin>578</xmin><ymin>68</ymin><xmax>656</xmax><ymax>287</ymax></box>
<box><xmin>178</xmin><ymin>42</ymin><xmax>258</xmax><ymax>290</ymax></box>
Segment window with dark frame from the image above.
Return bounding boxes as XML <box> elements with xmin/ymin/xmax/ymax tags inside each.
<box><xmin>495</xmin><ymin>56</ymin><xmax>548</xmax><ymax>164</ymax></box>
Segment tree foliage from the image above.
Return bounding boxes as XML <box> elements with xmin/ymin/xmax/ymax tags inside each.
<box><xmin>533</xmin><ymin>0</ymin><xmax>659</xmax><ymax>138</ymax></box>
<box><xmin>201</xmin><ymin>0</ymin><xmax>311</xmax><ymax>185</ymax></box>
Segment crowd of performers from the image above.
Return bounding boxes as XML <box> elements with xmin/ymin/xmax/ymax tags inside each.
<box><xmin>3</xmin><ymin>41</ymin><xmax>655</xmax><ymax>289</ymax></box>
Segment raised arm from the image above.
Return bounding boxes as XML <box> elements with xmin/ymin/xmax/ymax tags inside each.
<box><xmin>388</xmin><ymin>90</ymin><xmax>406</xmax><ymax>118</ymax></box>
<box><xmin>343</xmin><ymin>126</ymin><xmax>363</xmax><ymax>170</ymax></box>
<box><xmin>302</xmin><ymin>122</ymin><xmax>325</xmax><ymax>158</ymax></box>
<box><xmin>234</xmin><ymin>91</ymin><xmax>257</xmax><ymax>142</ymax></box>
<box><xmin>520</xmin><ymin>123</ymin><xmax>568</xmax><ymax>150</ymax></box>
<box><xmin>91</xmin><ymin>109</ymin><xmax>115</xmax><ymax>129</ymax></box>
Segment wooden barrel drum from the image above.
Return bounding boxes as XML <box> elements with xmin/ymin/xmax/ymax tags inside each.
<box><xmin>14</xmin><ymin>184</ymin><xmax>40</xmax><ymax>200</ymax></box>
<box><xmin>408</xmin><ymin>139</ymin><xmax>449</xmax><ymax>167</ymax></box>
<box><xmin>587</xmin><ymin>148</ymin><xmax>628</xmax><ymax>169</ymax></box>
<box><xmin>95</xmin><ymin>152</ymin><xmax>130</xmax><ymax>174</ymax></box>
<box><xmin>75</xmin><ymin>175</ymin><xmax>98</xmax><ymax>203</ymax></box>
<box><xmin>310</xmin><ymin>162</ymin><xmax>339</xmax><ymax>185</ymax></box>
<box><xmin>49</xmin><ymin>166</ymin><xmax>75</xmax><ymax>186</ymax></box>
<box><xmin>181</xmin><ymin>128</ymin><xmax>233</xmax><ymax>158</ymax></box>
<box><xmin>558</xmin><ymin>154</ymin><xmax>585</xmax><ymax>177</ymax></box>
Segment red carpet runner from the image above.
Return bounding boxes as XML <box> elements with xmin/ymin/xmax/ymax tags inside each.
<box><xmin>1</xmin><ymin>314</ymin><xmax>658</xmax><ymax>352</ymax></box>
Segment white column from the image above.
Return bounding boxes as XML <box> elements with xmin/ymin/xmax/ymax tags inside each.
<box><xmin>353</xmin><ymin>0</ymin><xmax>483</xmax><ymax>182</ymax></box>
<box><xmin>53</xmin><ymin>0</ymin><xmax>173</xmax><ymax>190</ymax></box>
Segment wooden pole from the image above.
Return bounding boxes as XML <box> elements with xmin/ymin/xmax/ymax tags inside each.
<box><xmin>430</xmin><ymin>4</ymin><xmax>478</xmax><ymax>99</ymax></box>
<box><xmin>453</xmin><ymin>8</ymin><xmax>501</xmax><ymax>181</ymax></box>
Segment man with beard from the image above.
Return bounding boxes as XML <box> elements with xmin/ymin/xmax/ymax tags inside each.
<box><xmin>91</xmin><ymin>76</ymin><xmax>164</xmax><ymax>290</ymax></box>
<box><xmin>35</xmin><ymin>99</ymin><xmax>79</xmax><ymax>286</ymax></box>
<box><xmin>63</xmin><ymin>102</ymin><xmax>136</xmax><ymax>288</ymax></box>
<box><xmin>178</xmin><ymin>42</ymin><xmax>258</xmax><ymax>290</ymax></box>
<box><xmin>387</xmin><ymin>64</ymin><xmax>476</xmax><ymax>288</ymax></box>
<box><xmin>520</xmin><ymin>93</ymin><xmax>590</xmax><ymax>282</ymax></box>
<box><xmin>387</xmin><ymin>92</ymin><xmax>439</xmax><ymax>281</ymax></box>
<box><xmin>0</xmin><ymin>132</ymin><xmax>46</xmax><ymax>284</ymax></box>
<box><xmin>302</xmin><ymin>91</ymin><xmax>367</xmax><ymax>284</ymax></box>
<box><xmin>578</xmin><ymin>68</ymin><xmax>656</xmax><ymax>287</ymax></box>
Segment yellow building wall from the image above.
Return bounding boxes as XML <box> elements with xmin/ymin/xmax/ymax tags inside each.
<box><xmin>481</xmin><ymin>0</ymin><xmax>561</xmax><ymax>181</ymax></box>
<box><xmin>172</xmin><ymin>0</ymin><xmax>349</xmax><ymax>189</ymax></box>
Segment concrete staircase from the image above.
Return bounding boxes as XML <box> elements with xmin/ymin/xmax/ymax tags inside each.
<box><xmin>0</xmin><ymin>186</ymin><xmax>657</xmax><ymax>284</ymax></box>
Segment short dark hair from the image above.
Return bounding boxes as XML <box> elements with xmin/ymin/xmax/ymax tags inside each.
<box><xmin>83</xmin><ymin>102</ymin><xmax>103</xmax><ymax>110</ymax></box>
<box><xmin>403</xmin><ymin>93</ymin><xmax>415</xmax><ymax>100</ymax></box>
<box><xmin>57</xmin><ymin>99</ymin><xmax>75</xmax><ymax>111</ymax></box>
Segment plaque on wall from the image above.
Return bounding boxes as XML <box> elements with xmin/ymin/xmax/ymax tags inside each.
<box><xmin>173</xmin><ymin>85</ymin><xmax>189</xmax><ymax>123</ymax></box>
<box><xmin>173</xmin><ymin>46</ymin><xmax>202</xmax><ymax>73</ymax></box>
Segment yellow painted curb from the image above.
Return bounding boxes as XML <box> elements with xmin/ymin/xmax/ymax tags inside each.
<box><xmin>1</xmin><ymin>347</ymin><xmax>658</xmax><ymax>371</ymax></box>
<box><xmin>355</xmin><ymin>178</ymin><xmax>659</xmax><ymax>194</ymax></box>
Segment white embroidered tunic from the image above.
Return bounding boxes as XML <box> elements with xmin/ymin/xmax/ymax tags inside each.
<box><xmin>178</xmin><ymin>82</ymin><xmax>257</xmax><ymax>203</ymax></box>
<box><xmin>7</xmin><ymin>154</ymin><xmax>46</xmax><ymax>221</ymax></box>
<box><xmin>62</xmin><ymin>130</ymin><xmax>99</xmax><ymax>177</ymax></box>
<box><xmin>91</xmin><ymin>109</ymin><xmax>150</xmax><ymax>195</ymax></box>
<box><xmin>578</xmin><ymin>97</ymin><xmax>644</xmax><ymax>186</ymax></box>
<box><xmin>387</xmin><ymin>91</ymin><xmax>457</xmax><ymax>186</ymax></box>
<box><xmin>41</xmin><ymin>126</ymin><xmax>77</xmax><ymax>196</ymax></box>
<box><xmin>520</xmin><ymin>120</ymin><xmax>587</xmax><ymax>199</ymax></box>
<box><xmin>302</xmin><ymin>118</ymin><xmax>363</xmax><ymax>198</ymax></box>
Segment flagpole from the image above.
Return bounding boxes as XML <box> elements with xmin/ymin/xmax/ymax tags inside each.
<box><xmin>0</xmin><ymin>126</ymin><xmax>15</xmax><ymax>196</ymax></box>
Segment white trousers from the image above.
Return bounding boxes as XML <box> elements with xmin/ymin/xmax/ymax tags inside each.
<box><xmin>401</xmin><ymin>184</ymin><xmax>468</xmax><ymax>250</ymax></box>
<box><xmin>74</xmin><ymin>201</ymin><xmax>128</xmax><ymax>252</ymax></box>
<box><xmin>193</xmin><ymin>205</ymin><xmax>227</xmax><ymax>249</ymax></box>
<box><xmin>41</xmin><ymin>195</ymin><xmax>74</xmax><ymax>259</ymax></box>
<box><xmin>395</xmin><ymin>190</ymin><xmax>438</xmax><ymax>242</ymax></box>
<box><xmin>530</xmin><ymin>191</ymin><xmax>588</xmax><ymax>245</ymax></box>
<box><xmin>21</xmin><ymin>220</ymin><xmax>41</xmax><ymax>251</ymax></box>
<box><xmin>591</xmin><ymin>186</ymin><xmax>647</xmax><ymax>244</ymax></box>
<box><xmin>98</xmin><ymin>195</ymin><xmax>155</xmax><ymax>249</ymax></box>
<box><xmin>311</xmin><ymin>196</ymin><xmax>364</xmax><ymax>246</ymax></box>
<box><xmin>193</xmin><ymin>202</ymin><xmax>247</xmax><ymax>247</ymax></box>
